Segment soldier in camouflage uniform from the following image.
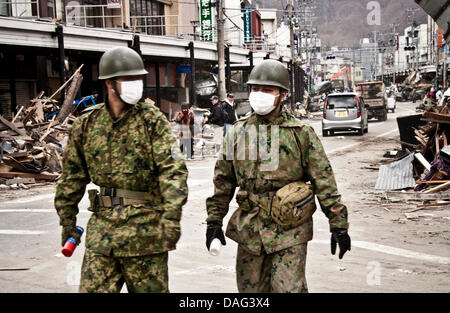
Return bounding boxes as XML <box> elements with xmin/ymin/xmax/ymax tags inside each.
<box><xmin>205</xmin><ymin>59</ymin><xmax>351</xmax><ymax>293</ymax></box>
<box><xmin>55</xmin><ymin>47</ymin><xmax>188</xmax><ymax>293</ymax></box>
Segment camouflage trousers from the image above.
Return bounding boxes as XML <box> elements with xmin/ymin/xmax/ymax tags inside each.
<box><xmin>236</xmin><ymin>243</ymin><xmax>308</xmax><ymax>293</ymax></box>
<box><xmin>79</xmin><ymin>249</ymin><xmax>169</xmax><ymax>293</ymax></box>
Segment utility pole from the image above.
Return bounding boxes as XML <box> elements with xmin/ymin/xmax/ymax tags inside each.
<box><xmin>216</xmin><ymin>0</ymin><xmax>226</xmax><ymax>99</ymax></box>
<box><xmin>371</xmin><ymin>30</ymin><xmax>378</xmax><ymax>80</ymax></box>
<box><xmin>289</xmin><ymin>0</ymin><xmax>295</xmax><ymax>110</ymax></box>
<box><xmin>389</xmin><ymin>23</ymin><xmax>399</xmax><ymax>86</ymax></box>
<box><xmin>407</xmin><ymin>8</ymin><xmax>419</xmax><ymax>71</ymax></box>
<box><xmin>289</xmin><ymin>0</ymin><xmax>295</xmax><ymax>63</ymax></box>
<box><xmin>352</xmin><ymin>49</ymin><xmax>356</xmax><ymax>89</ymax></box>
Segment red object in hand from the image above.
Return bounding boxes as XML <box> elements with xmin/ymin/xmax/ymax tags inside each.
<box><xmin>61</xmin><ymin>226</ymin><xmax>84</xmax><ymax>257</ymax></box>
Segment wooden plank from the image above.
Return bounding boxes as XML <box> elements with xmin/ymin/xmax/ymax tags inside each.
<box><xmin>417</xmin><ymin>202</ymin><xmax>450</xmax><ymax>209</ymax></box>
<box><xmin>11</xmin><ymin>106</ymin><xmax>24</xmax><ymax>123</ymax></box>
<box><xmin>5</xmin><ymin>177</ymin><xmax>36</xmax><ymax>185</ymax></box>
<box><xmin>385</xmin><ymin>191</ymin><xmax>450</xmax><ymax>201</ymax></box>
<box><xmin>424</xmin><ymin>181</ymin><xmax>450</xmax><ymax>193</ymax></box>
<box><xmin>0</xmin><ymin>164</ymin><xmax>12</xmax><ymax>172</ymax></box>
<box><xmin>422</xmin><ymin>117</ymin><xmax>450</xmax><ymax>124</ymax></box>
<box><xmin>0</xmin><ymin>122</ymin><xmax>24</xmax><ymax>132</ymax></box>
<box><xmin>2</xmin><ymin>156</ymin><xmax>40</xmax><ymax>173</ymax></box>
<box><xmin>0</xmin><ymin>115</ymin><xmax>27</xmax><ymax>136</ymax></box>
<box><xmin>423</xmin><ymin>111</ymin><xmax>450</xmax><ymax>124</ymax></box>
<box><xmin>0</xmin><ymin>172</ymin><xmax>59</xmax><ymax>180</ymax></box>
<box><xmin>34</xmin><ymin>99</ymin><xmax>45</xmax><ymax>123</ymax></box>
<box><xmin>22</xmin><ymin>106</ymin><xmax>37</xmax><ymax>125</ymax></box>
<box><xmin>48</xmin><ymin>64</ymin><xmax>84</xmax><ymax>101</ymax></box>
<box><xmin>0</xmin><ymin>134</ymin><xmax>33</xmax><ymax>141</ymax></box>
<box><xmin>2</xmin><ymin>152</ymin><xmax>28</xmax><ymax>159</ymax></box>
<box><xmin>416</xmin><ymin>180</ymin><xmax>450</xmax><ymax>184</ymax></box>
<box><xmin>56</xmin><ymin>73</ymin><xmax>83</xmax><ymax>123</ymax></box>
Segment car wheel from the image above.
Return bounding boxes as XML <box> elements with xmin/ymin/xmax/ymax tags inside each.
<box><xmin>322</xmin><ymin>130</ymin><xmax>328</xmax><ymax>137</ymax></box>
<box><xmin>357</xmin><ymin>128</ymin><xmax>363</xmax><ymax>136</ymax></box>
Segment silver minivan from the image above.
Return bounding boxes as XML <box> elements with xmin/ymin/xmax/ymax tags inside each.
<box><xmin>322</xmin><ymin>92</ymin><xmax>369</xmax><ymax>136</ymax></box>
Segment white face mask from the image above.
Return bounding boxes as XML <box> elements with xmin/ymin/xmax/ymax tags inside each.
<box><xmin>116</xmin><ymin>80</ymin><xmax>143</xmax><ymax>105</ymax></box>
<box><xmin>249</xmin><ymin>91</ymin><xmax>278</xmax><ymax>115</ymax></box>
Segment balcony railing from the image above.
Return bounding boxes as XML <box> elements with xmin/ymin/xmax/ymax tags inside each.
<box><xmin>65</xmin><ymin>3</ymin><xmax>123</xmax><ymax>29</ymax></box>
<box><xmin>65</xmin><ymin>4</ymin><xmax>188</xmax><ymax>38</ymax></box>
<box><xmin>0</xmin><ymin>0</ymin><xmax>39</xmax><ymax>19</ymax></box>
<box><xmin>1</xmin><ymin>2</ymin><xmax>280</xmax><ymax>52</ymax></box>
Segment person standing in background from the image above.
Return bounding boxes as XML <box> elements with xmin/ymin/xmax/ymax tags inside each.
<box><xmin>206</xmin><ymin>95</ymin><xmax>224</xmax><ymax>155</ymax></box>
<box><xmin>221</xmin><ymin>93</ymin><xmax>237</xmax><ymax>136</ymax></box>
<box><xmin>175</xmin><ymin>102</ymin><xmax>195</xmax><ymax>160</ymax></box>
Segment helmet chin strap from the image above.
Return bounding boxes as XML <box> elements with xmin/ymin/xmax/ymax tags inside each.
<box><xmin>111</xmin><ymin>80</ymin><xmax>120</xmax><ymax>97</ymax></box>
<box><xmin>273</xmin><ymin>87</ymin><xmax>283</xmax><ymax>109</ymax></box>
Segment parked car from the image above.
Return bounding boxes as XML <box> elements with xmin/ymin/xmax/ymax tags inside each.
<box><xmin>322</xmin><ymin>92</ymin><xmax>369</xmax><ymax>136</ymax></box>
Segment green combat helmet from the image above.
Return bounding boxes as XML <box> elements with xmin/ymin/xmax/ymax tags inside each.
<box><xmin>246</xmin><ymin>59</ymin><xmax>290</xmax><ymax>91</ymax></box>
<box><xmin>98</xmin><ymin>46</ymin><xmax>148</xmax><ymax>80</ymax></box>
<box><xmin>271</xmin><ymin>181</ymin><xmax>317</xmax><ymax>230</ymax></box>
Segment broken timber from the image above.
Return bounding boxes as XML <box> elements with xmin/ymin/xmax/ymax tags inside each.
<box><xmin>385</xmin><ymin>191</ymin><xmax>450</xmax><ymax>201</ymax></box>
<box><xmin>0</xmin><ymin>172</ymin><xmax>59</xmax><ymax>181</ymax></box>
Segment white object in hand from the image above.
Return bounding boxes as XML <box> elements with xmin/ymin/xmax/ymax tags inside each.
<box><xmin>209</xmin><ymin>238</ymin><xmax>222</xmax><ymax>256</ymax></box>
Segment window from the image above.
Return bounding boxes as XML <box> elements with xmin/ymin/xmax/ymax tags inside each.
<box><xmin>327</xmin><ymin>96</ymin><xmax>357</xmax><ymax>109</ymax></box>
<box><xmin>130</xmin><ymin>0</ymin><xmax>165</xmax><ymax>35</ymax></box>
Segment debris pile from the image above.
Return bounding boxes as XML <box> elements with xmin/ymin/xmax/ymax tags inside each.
<box><xmin>380</xmin><ymin>104</ymin><xmax>450</xmax><ymax>208</ymax></box>
<box><xmin>0</xmin><ymin>65</ymin><xmax>91</xmax><ymax>189</ymax></box>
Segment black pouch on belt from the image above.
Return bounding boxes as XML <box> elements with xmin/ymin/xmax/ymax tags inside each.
<box><xmin>87</xmin><ymin>189</ymin><xmax>100</xmax><ymax>213</ymax></box>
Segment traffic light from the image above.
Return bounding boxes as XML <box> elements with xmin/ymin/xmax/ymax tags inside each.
<box><xmin>404</xmin><ymin>46</ymin><xmax>416</xmax><ymax>51</ymax></box>
<box><xmin>326</xmin><ymin>55</ymin><xmax>335</xmax><ymax>59</ymax></box>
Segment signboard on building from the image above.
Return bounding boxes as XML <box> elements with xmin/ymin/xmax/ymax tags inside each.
<box><xmin>200</xmin><ymin>0</ymin><xmax>213</xmax><ymax>42</ymax></box>
<box><xmin>243</xmin><ymin>8</ymin><xmax>252</xmax><ymax>44</ymax></box>
<box><xmin>107</xmin><ymin>0</ymin><xmax>121</xmax><ymax>9</ymax></box>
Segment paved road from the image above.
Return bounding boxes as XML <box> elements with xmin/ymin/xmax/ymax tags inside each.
<box><xmin>307</xmin><ymin>100</ymin><xmax>418</xmax><ymax>153</ymax></box>
<box><xmin>2</xmin><ymin>101</ymin><xmax>448</xmax><ymax>293</ymax></box>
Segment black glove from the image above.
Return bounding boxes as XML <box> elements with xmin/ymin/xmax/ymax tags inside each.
<box><xmin>61</xmin><ymin>224</ymin><xmax>81</xmax><ymax>247</ymax></box>
<box><xmin>206</xmin><ymin>222</ymin><xmax>226</xmax><ymax>251</ymax></box>
<box><xmin>331</xmin><ymin>228</ymin><xmax>351</xmax><ymax>259</ymax></box>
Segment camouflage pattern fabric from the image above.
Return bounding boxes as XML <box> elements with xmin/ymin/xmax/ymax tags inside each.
<box><xmin>55</xmin><ymin>102</ymin><xmax>188</xmax><ymax>257</ymax></box>
<box><xmin>236</xmin><ymin>243</ymin><xmax>308</xmax><ymax>293</ymax></box>
<box><xmin>206</xmin><ymin>110</ymin><xmax>348</xmax><ymax>256</ymax></box>
<box><xmin>79</xmin><ymin>248</ymin><xmax>169</xmax><ymax>293</ymax></box>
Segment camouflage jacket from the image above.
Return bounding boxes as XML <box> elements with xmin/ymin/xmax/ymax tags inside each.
<box><xmin>206</xmin><ymin>110</ymin><xmax>348</xmax><ymax>255</ymax></box>
<box><xmin>55</xmin><ymin>102</ymin><xmax>188</xmax><ymax>257</ymax></box>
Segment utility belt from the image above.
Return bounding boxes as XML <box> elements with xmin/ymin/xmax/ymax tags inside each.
<box><xmin>237</xmin><ymin>181</ymin><xmax>316</xmax><ymax>230</ymax></box>
<box><xmin>247</xmin><ymin>191</ymin><xmax>276</xmax><ymax>214</ymax></box>
<box><xmin>88</xmin><ymin>187</ymin><xmax>151</xmax><ymax>210</ymax></box>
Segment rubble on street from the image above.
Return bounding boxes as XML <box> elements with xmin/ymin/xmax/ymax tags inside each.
<box><xmin>0</xmin><ymin>65</ymin><xmax>90</xmax><ymax>189</ymax></box>
<box><xmin>376</xmin><ymin>102</ymin><xmax>450</xmax><ymax>209</ymax></box>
